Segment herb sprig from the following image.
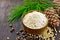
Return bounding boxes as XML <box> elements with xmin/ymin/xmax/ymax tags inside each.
<box><xmin>8</xmin><ymin>0</ymin><xmax>53</xmax><ymax>22</ymax></box>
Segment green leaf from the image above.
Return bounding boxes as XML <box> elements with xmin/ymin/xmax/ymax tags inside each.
<box><xmin>8</xmin><ymin>0</ymin><xmax>54</xmax><ymax>22</ymax></box>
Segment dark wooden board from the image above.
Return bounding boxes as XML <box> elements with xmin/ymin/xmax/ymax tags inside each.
<box><xmin>0</xmin><ymin>0</ymin><xmax>60</xmax><ymax>40</ymax></box>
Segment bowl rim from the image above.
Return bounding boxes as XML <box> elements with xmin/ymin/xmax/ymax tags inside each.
<box><xmin>21</xmin><ymin>10</ymin><xmax>48</xmax><ymax>30</ymax></box>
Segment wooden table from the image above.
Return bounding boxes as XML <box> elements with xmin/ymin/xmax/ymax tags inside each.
<box><xmin>0</xmin><ymin>0</ymin><xmax>60</xmax><ymax>40</ymax></box>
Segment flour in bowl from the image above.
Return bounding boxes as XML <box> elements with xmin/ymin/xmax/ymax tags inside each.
<box><xmin>23</xmin><ymin>11</ymin><xmax>48</xmax><ymax>29</ymax></box>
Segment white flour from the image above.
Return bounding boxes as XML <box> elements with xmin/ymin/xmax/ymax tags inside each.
<box><xmin>23</xmin><ymin>11</ymin><xmax>48</xmax><ymax>29</ymax></box>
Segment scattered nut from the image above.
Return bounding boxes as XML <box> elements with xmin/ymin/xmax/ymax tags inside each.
<box><xmin>9</xmin><ymin>24</ymin><xmax>13</xmax><ymax>27</ymax></box>
<box><xmin>59</xmin><ymin>30</ymin><xmax>60</xmax><ymax>33</ymax></box>
<box><xmin>10</xmin><ymin>28</ymin><xmax>14</xmax><ymax>33</ymax></box>
<box><xmin>24</xmin><ymin>35</ymin><xmax>28</xmax><ymax>38</ymax></box>
<box><xmin>16</xmin><ymin>36</ymin><xmax>20</xmax><ymax>40</ymax></box>
<box><xmin>20</xmin><ymin>37</ymin><xmax>23</xmax><ymax>40</ymax></box>
<box><xmin>22</xmin><ymin>36</ymin><xmax>25</xmax><ymax>38</ymax></box>
<box><xmin>7</xmin><ymin>37</ymin><xmax>10</xmax><ymax>40</ymax></box>
<box><xmin>23</xmin><ymin>38</ymin><xmax>26</xmax><ymax>40</ymax></box>
<box><xmin>55</xmin><ymin>33</ymin><xmax>57</xmax><ymax>35</ymax></box>
<box><xmin>19</xmin><ymin>30</ymin><xmax>24</xmax><ymax>32</ymax></box>
<box><xmin>22</xmin><ymin>33</ymin><xmax>26</xmax><ymax>35</ymax></box>
<box><xmin>16</xmin><ymin>32</ymin><xmax>20</xmax><ymax>35</ymax></box>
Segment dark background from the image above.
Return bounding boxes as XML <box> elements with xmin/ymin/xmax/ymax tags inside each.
<box><xmin>0</xmin><ymin>0</ymin><xmax>60</xmax><ymax>40</ymax></box>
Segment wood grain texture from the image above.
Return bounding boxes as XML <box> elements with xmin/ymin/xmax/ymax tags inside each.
<box><xmin>0</xmin><ymin>0</ymin><xmax>23</xmax><ymax>40</ymax></box>
<box><xmin>0</xmin><ymin>0</ymin><xmax>60</xmax><ymax>40</ymax></box>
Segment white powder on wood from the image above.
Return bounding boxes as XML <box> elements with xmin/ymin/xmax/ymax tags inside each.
<box><xmin>23</xmin><ymin>11</ymin><xmax>48</xmax><ymax>29</ymax></box>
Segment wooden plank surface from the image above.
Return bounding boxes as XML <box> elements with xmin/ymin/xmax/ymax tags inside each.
<box><xmin>0</xmin><ymin>0</ymin><xmax>23</xmax><ymax>40</ymax></box>
<box><xmin>0</xmin><ymin>0</ymin><xmax>60</xmax><ymax>40</ymax></box>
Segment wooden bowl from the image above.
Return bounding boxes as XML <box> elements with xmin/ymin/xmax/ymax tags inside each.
<box><xmin>21</xmin><ymin>10</ymin><xmax>48</xmax><ymax>35</ymax></box>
